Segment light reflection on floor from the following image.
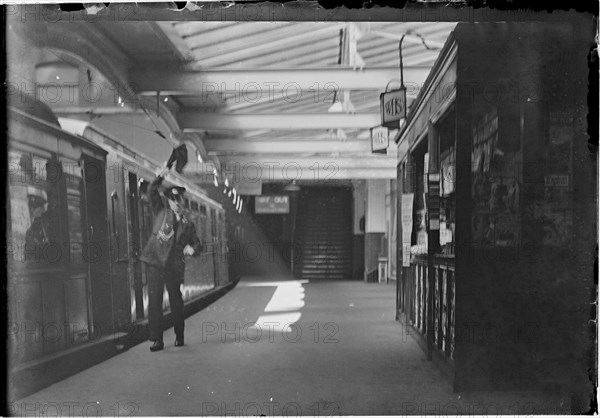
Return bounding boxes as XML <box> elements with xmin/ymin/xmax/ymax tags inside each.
<box><xmin>249</xmin><ymin>279</ymin><xmax>308</xmax><ymax>331</ymax></box>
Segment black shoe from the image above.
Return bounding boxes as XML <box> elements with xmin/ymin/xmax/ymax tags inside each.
<box><xmin>150</xmin><ymin>341</ymin><xmax>164</xmax><ymax>352</ymax></box>
<box><xmin>174</xmin><ymin>339</ymin><xmax>184</xmax><ymax>347</ymax></box>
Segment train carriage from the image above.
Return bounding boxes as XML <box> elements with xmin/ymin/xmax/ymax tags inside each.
<box><xmin>8</xmin><ymin>97</ymin><xmax>110</xmax><ymax>365</ymax></box>
<box><xmin>8</xmin><ymin>95</ymin><xmax>231</xmax><ymax>393</ymax></box>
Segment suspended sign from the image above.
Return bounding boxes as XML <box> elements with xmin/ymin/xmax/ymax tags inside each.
<box><xmin>380</xmin><ymin>87</ymin><xmax>406</xmax><ymax>129</ymax></box>
<box><xmin>235</xmin><ymin>178</ymin><xmax>262</xmax><ymax>195</ymax></box>
<box><xmin>255</xmin><ymin>195</ymin><xmax>289</xmax><ymax>214</ymax></box>
<box><xmin>371</xmin><ymin>126</ymin><xmax>389</xmax><ymax>154</ymax></box>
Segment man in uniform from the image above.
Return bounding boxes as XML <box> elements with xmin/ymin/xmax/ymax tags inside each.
<box><xmin>140</xmin><ymin>165</ymin><xmax>202</xmax><ymax>352</ymax></box>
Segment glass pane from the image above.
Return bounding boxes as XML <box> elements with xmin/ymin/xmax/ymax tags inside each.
<box><xmin>64</xmin><ymin>160</ymin><xmax>85</xmax><ymax>264</ymax></box>
<box><xmin>201</xmin><ymin>213</ymin><xmax>210</xmax><ymax>248</ymax></box>
<box><xmin>8</xmin><ymin>149</ymin><xmax>62</xmax><ymax>265</ymax></box>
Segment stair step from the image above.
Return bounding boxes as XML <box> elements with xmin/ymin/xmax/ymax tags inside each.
<box><xmin>301</xmin><ymin>246</ymin><xmax>348</xmax><ymax>251</ymax></box>
<box><xmin>302</xmin><ymin>258</ymin><xmax>351</xmax><ymax>262</ymax></box>
<box><xmin>301</xmin><ymin>244</ymin><xmax>349</xmax><ymax>248</ymax></box>
<box><xmin>302</xmin><ymin>231</ymin><xmax>352</xmax><ymax>235</ymax></box>
<box><xmin>302</xmin><ymin>255</ymin><xmax>349</xmax><ymax>258</ymax></box>
<box><xmin>302</xmin><ymin>248</ymin><xmax>349</xmax><ymax>250</ymax></box>
<box><xmin>301</xmin><ymin>262</ymin><xmax>351</xmax><ymax>266</ymax></box>
<box><xmin>301</xmin><ymin>264</ymin><xmax>350</xmax><ymax>269</ymax></box>
<box><xmin>302</xmin><ymin>237</ymin><xmax>350</xmax><ymax>240</ymax></box>
<box><xmin>301</xmin><ymin>271</ymin><xmax>350</xmax><ymax>276</ymax></box>
<box><xmin>302</xmin><ymin>275</ymin><xmax>346</xmax><ymax>279</ymax></box>
<box><xmin>301</xmin><ymin>263</ymin><xmax>351</xmax><ymax>266</ymax></box>
<box><xmin>301</xmin><ymin>253</ymin><xmax>349</xmax><ymax>257</ymax></box>
<box><xmin>301</xmin><ymin>267</ymin><xmax>349</xmax><ymax>271</ymax></box>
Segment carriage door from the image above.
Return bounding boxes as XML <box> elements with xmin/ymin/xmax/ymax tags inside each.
<box><xmin>81</xmin><ymin>155</ymin><xmax>112</xmax><ymax>335</ymax></box>
<box><xmin>210</xmin><ymin>208</ymin><xmax>219</xmax><ymax>287</ymax></box>
<box><xmin>127</xmin><ymin>172</ymin><xmax>145</xmax><ymax>320</ymax></box>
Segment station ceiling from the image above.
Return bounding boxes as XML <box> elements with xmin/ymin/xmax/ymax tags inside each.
<box><xmin>11</xmin><ymin>19</ymin><xmax>456</xmax><ymax>182</ymax></box>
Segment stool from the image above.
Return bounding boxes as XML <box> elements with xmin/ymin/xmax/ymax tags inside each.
<box><xmin>378</xmin><ymin>256</ymin><xmax>388</xmax><ymax>284</ymax></box>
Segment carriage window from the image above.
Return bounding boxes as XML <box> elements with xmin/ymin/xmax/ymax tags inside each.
<box><xmin>184</xmin><ymin>198</ymin><xmax>190</xmax><ymax>209</ymax></box>
<box><xmin>191</xmin><ymin>201</ymin><xmax>199</xmax><ymax>212</ymax></box>
<box><xmin>64</xmin><ymin>159</ymin><xmax>86</xmax><ymax>265</ymax></box>
<box><xmin>199</xmin><ymin>206</ymin><xmax>210</xmax><ymax>246</ymax></box>
<box><xmin>8</xmin><ymin>149</ymin><xmax>62</xmax><ymax>265</ymax></box>
<box><xmin>140</xmin><ymin>200</ymin><xmax>153</xmax><ymax>246</ymax></box>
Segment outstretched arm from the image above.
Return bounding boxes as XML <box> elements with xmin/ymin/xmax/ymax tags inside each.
<box><xmin>148</xmin><ymin>166</ymin><xmax>169</xmax><ymax>214</ymax></box>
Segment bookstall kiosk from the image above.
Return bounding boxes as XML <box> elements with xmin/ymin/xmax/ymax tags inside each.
<box><xmin>395</xmin><ymin>21</ymin><xmax>594</xmax><ymax>398</ymax></box>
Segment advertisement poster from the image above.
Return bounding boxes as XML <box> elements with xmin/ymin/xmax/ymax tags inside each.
<box><xmin>471</xmin><ymin>107</ymin><xmax>521</xmax><ymax>247</ymax></box>
<box><xmin>401</xmin><ymin>194</ymin><xmax>414</xmax><ymax>243</ymax></box>
<box><xmin>402</xmin><ymin>243</ymin><xmax>412</xmax><ymax>267</ymax></box>
<box><xmin>401</xmin><ymin>193</ymin><xmax>414</xmax><ymax>266</ymax></box>
<box><xmin>540</xmin><ymin>111</ymin><xmax>573</xmax><ymax>247</ymax></box>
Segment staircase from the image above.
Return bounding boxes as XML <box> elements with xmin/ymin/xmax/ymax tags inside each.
<box><xmin>298</xmin><ymin>187</ymin><xmax>353</xmax><ymax>280</ymax></box>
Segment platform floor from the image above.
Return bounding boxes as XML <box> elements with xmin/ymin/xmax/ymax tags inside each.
<box><xmin>12</xmin><ymin>275</ymin><xmax>569</xmax><ymax>416</ymax></box>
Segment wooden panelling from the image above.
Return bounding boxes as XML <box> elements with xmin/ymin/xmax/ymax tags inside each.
<box><xmin>41</xmin><ymin>278</ymin><xmax>67</xmax><ymax>355</ymax></box>
<box><xmin>64</xmin><ymin>277</ymin><xmax>90</xmax><ymax>345</ymax></box>
<box><xmin>16</xmin><ymin>281</ymin><xmax>44</xmax><ymax>363</ymax></box>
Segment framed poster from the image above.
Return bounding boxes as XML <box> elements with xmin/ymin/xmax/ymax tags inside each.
<box><xmin>401</xmin><ymin>193</ymin><xmax>414</xmax><ymax>267</ymax></box>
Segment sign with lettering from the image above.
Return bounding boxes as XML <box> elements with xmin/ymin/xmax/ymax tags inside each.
<box><xmin>371</xmin><ymin>126</ymin><xmax>389</xmax><ymax>154</ymax></box>
<box><xmin>380</xmin><ymin>88</ymin><xmax>406</xmax><ymax>129</ymax></box>
<box><xmin>255</xmin><ymin>195</ymin><xmax>289</xmax><ymax>214</ymax></box>
<box><xmin>544</xmin><ymin>175</ymin><xmax>569</xmax><ymax>187</ymax></box>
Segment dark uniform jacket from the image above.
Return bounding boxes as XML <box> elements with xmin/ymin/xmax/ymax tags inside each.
<box><xmin>139</xmin><ymin>176</ymin><xmax>202</xmax><ymax>279</ymax></box>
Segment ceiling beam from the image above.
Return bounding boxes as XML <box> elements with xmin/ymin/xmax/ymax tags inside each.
<box><xmin>184</xmin><ymin>155</ymin><xmax>398</xmax><ymax>180</ymax></box>
<box><xmin>151</xmin><ymin>22</ymin><xmax>194</xmax><ymax>62</ymax></box>
<box><xmin>179</xmin><ymin>113</ymin><xmax>381</xmax><ymax>131</ymax></box>
<box><xmin>205</xmin><ymin>139</ymin><xmax>381</xmax><ymax>154</ymax></box>
<box><xmin>133</xmin><ymin>67</ymin><xmax>431</xmax><ymax>95</ymax></box>
<box><xmin>211</xmin><ymin>156</ymin><xmax>397</xmax><ymax>181</ymax></box>
<box><xmin>52</xmin><ymin>106</ymin><xmax>145</xmax><ymax>115</ymax></box>
<box><xmin>186</xmin><ymin>23</ymin><xmax>344</xmax><ymax>68</ymax></box>
<box><xmin>188</xmin><ymin>167</ymin><xmax>396</xmax><ymax>181</ymax></box>
<box><xmin>218</xmin><ymin>155</ymin><xmax>396</xmax><ymax>169</ymax></box>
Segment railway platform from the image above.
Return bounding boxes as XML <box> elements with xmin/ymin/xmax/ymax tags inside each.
<box><xmin>11</xmin><ymin>275</ymin><xmax>570</xmax><ymax>416</ymax></box>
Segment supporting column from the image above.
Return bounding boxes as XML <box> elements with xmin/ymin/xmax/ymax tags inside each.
<box><xmin>364</xmin><ymin>179</ymin><xmax>386</xmax><ymax>282</ymax></box>
<box><xmin>427</xmin><ymin>121</ymin><xmax>441</xmax><ymax>361</ymax></box>
<box><xmin>352</xmin><ymin>180</ymin><xmax>366</xmax><ymax>280</ymax></box>
<box><xmin>396</xmin><ymin>163</ymin><xmax>402</xmax><ymax>319</ymax></box>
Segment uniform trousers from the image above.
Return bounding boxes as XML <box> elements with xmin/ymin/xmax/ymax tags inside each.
<box><xmin>146</xmin><ymin>264</ymin><xmax>185</xmax><ymax>342</ymax></box>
